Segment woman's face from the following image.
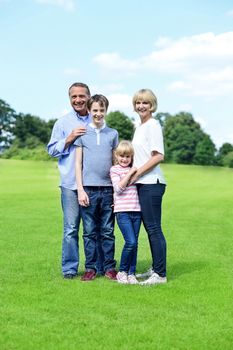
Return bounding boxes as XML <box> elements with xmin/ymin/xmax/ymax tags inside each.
<box><xmin>135</xmin><ymin>100</ymin><xmax>151</xmax><ymax>120</ymax></box>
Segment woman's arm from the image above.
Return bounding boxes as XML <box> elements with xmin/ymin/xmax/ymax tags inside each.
<box><xmin>130</xmin><ymin>151</ymin><xmax>164</xmax><ymax>184</ymax></box>
<box><xmin>75</xmin><ymin>147</ymin><xmax>89</xmax><ymax>207</ymax></box>
<box><xmin>110</xmin><ymin>167</ymin><xmax>137</xmax><ymax>193</ymax></box>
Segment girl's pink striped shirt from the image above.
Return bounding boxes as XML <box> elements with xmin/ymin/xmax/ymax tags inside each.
<box><xmin>110</xmin><ymin>165</ymin><xmax>141</xmax><ymax>213</ymax></box>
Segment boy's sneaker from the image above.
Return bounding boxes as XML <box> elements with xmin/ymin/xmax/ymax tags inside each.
<box><xmin>128</xmin><ymin>274</ymin><xmax>139</xmax><ymax>285</ymax></box>
<box><xmin>81</xmin><ymin>270</ymin><xmax>96</xmax><ymax>282</ymax></box>
<box><xmin>136</xmin><ymin>267</ymin><xmax>154</xmax><ymax>279</ymax></box>
<box><xmin>105</xmin><ymin>269</ymin><xmax>117</xmax><ymax>280</ymax></box>
<box><xmin>140</xmin><ymin>272</ymin><xmax>167</xmax><ymax>286</ymax></box>
<box><xmin>116</xmin><ymin>271</ymin><xmax>128</xmax><ymax>284</ymax></box>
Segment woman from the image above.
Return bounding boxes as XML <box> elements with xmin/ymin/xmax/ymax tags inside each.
<box><xmin>131</xmin><ymin>88</ymin><xmax>167</xmax><ymax>285</ymax></box>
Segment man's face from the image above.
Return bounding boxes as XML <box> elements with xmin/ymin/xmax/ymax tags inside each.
<box><xmin>69</xmin><ymin>86</ymin><xmax>90</xmax><ymax>115</ymax></box>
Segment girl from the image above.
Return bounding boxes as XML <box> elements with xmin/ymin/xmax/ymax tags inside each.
<box><xmin>110</xmin><ymin>141</ymin><xmax>141</xmax><ymax>284</ymax></box>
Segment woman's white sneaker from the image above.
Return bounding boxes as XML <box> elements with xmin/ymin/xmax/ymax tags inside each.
<box><xmin>140</xmin><ymin>272</ymin><xmax>167</xmax><ymax>285</ymax></box>
<box><xmin>127</xmin><ymin>274</ymin><xmax>139</xmax><ymax>284</ymax></box>
<box><xmin>116</xmin><ymin>271</ymin><xmax>128</xmax><ymax>284</ymax></box>
<box><xmin>136</xmin><ymin>267</ymin><xmax>154</xmax><ymax>279</ymax></box>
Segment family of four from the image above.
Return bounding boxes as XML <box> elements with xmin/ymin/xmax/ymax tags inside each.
<box><xmin>47</xmin><ymin>82</ymin><xmax>167</xmax><ymax>285</ymax></box>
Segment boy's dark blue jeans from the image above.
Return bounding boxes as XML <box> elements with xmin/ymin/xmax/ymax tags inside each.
<box><xmin>81</xmin><ymin>186</ymin><xmax>116</xmax><ymax>272</ymax></box>
<box><xmin>137</xmin><ymin>183</ymin><xmax>167</xmax><ymax>277</ymax></box>
<box><xmin>116</xmin><ymin>211</ymin><xmax>141</xmax><ymax>274</ymax></box>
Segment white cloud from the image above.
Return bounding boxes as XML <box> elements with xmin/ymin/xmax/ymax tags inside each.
<box><xmin>226</xmin><ymin>9</ymin><xmax>233</xmax><ymax>16</ymax></box>
<box><xmin>107</xmin><ymin>93</ymin><xmax>133</xmax><ymax>114</ymax></box>
<box><xmin>36</xmin><ymin>0</ymin><xmax>75</xmax><ymax>11</ymax></box>
<box><xmin>93</xmin><ymin>32</ymin><xmax>233</xmax><ymax>97</ymax></box>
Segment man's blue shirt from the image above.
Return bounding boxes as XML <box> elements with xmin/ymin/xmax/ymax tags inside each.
<box><xmin>47</xmin><ymin>109</ymin><xmax>92</xmax><ymax>190</ymax></box>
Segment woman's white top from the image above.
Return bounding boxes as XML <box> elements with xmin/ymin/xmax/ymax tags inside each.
<box><xmin>132</xmin><ymin>118</ymin><xmax>166</xmax><ymax>184</ymax></box>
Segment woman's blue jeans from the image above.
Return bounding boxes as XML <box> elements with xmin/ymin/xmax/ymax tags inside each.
<box><xmin>137</xmin><ymin>183</ymin><xmax>167</xmax><ymax>277</ymax></box>
<box><xmin>116</xmin><ymin>211</ymin><xmax>142</xmax><ymax>274</ymax></box>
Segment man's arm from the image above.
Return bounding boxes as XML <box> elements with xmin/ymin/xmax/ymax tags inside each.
<box><xmin>47</xmin><ymin>121</ymin><xmax>86</xmax><ymax>158</ymax></box>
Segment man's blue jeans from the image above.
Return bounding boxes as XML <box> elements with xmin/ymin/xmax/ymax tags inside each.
<box><xmin>81</xmin><ymin>186</ymin><xmax>116</xmax><ymax>272</ymax></box>
<box><xmin>137</xmin><ymin>183</ymin><xmax>167</xmax><ymax>277</ymax></box>
<box><xmin>116</xmin><ymin>211</ymin><xmax>141</xmax><ymax>274</ymax></box>
<box><xmin>61</xmin><ymin>187</ymin><xmax>80</xmax><ymax>276</ymax></box>
<box><xmin>60</xmin><ymin>187</ymin><xmax>104</xmax><ymax>276</ymax></box>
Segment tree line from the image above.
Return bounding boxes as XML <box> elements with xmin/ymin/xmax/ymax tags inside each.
<box><xmin>0</xmin><ymin>98</ymin><xmax>233</xmax><ymax>167</ymax></box>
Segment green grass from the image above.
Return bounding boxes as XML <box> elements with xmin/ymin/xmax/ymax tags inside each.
<box><xmin>0</xmin><ymin>159</ymin><xmax>232</xmax><ymax>350</ymax></box>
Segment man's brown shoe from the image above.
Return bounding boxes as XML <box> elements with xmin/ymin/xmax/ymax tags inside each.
<box><xmin>81</xmin><ymin>270</ymin><xmax>96</xmax><ymax>281</ymax></box>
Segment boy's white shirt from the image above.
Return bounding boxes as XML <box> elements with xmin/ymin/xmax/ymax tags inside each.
<box><xmin>89</xmin><ymin>121</ymin><xmax>106</xmax><ymax>145</ymax></box>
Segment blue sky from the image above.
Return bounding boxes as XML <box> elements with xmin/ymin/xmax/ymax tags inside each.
<box><xmin>1</xmin><ymin>0</ymin><xmax>233</xmax><ymax>148</ymax></box>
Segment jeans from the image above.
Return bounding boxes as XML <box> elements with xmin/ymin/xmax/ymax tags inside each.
<box><xmin>116</xmin><ymin>211</ymin><xmax>141</xmax><ymax>274</ymax></box>
<box><xmin>60</xmin><ymin>187</ymin><xmax>104</xmax><ymax>276</ymax></box>
<box><xmin>61</xmin><ymin>187</ymin><xmax>80</xmax><ymax>276</ymax></box>
<box><xmin>81</xmin><ymin>187</ymin><xmax>116</xmax><ymax>272</ymax></box>
<box><xmin>137</xmin><ymin>183</ymin><xmax>167</xmax><ymax>277</ymax></box>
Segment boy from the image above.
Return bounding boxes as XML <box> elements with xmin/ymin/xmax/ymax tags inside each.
<box><xmin>75</xmin><ymin>94</ymin><xmax>118</xmax><ymax>281</ymax></box>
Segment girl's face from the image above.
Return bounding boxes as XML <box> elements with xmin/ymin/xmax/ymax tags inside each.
<box><xmin>117</xmin><ymin>154</ymin><xmax>132</xmax><ymax>167</ymax></box>
<box><xmin>135</xmin><ymin>100</ymin><xmax>151</xmax><ymax>121</ymax></box>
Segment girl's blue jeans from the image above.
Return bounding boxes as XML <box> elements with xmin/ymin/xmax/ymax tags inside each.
<box><xmin>116</xmin><ymin>211</ymin><xmax>142</xmax><ymax>274</ymax></box>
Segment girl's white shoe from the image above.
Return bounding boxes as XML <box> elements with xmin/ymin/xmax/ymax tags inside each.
<box><xmin>116</xmin><ymin>271</ymin><xmax>128</xmax><ymax>284</ymax></box>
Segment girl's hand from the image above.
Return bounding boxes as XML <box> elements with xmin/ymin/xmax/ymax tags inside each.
<box><xmin>129</xmin><ymin>171</ymin><xmax>139</xmax><ymax>184</ymax></box>
<box><xmin>129</xmin><ymin>167</ymin><xmax>137</xmax><ymax>175</ymax></box>
<box><xmin>78</xmin><ymin>190</ymin><xmax>90</xmax><ymax>207</ymax></box>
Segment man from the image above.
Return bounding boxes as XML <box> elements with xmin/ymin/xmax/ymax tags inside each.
<box><xmin>47</xmin><ymin>82</ymin><xmax>95</xmax><ymax>279</ymax></box>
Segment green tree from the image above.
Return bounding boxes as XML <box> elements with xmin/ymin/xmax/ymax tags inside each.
<box><xmin>163</xmin><ymin>112</ymin><xmax>203</xmax><ymax>164</ymax></box>
<box><xmin>216</xmin><ymin>142</ymin><xmax>233</xmax><ymax>166</ymax></box>
<box><xmin>163</xmin><ymin>112</ymin><xmax>216</xmax><ymax>165</ymax></box>
<box><xmin>0</xmin><ymin>99</ymin><xmax>16</xmax><ymax>151</ymax></box>
<box><xmin>154</xmin><ymin>112</ymin><xmax>171</xmax><ymax>128</ymax></box>
<box><xmin>193</xmin><ymin>134</ymin><xmax>216</xmax><ymax>165</ymax></box>
<box><xmin>106</xmin><ymin>111</ymin><xmax>135</xmax><ymax>140</ymax></box>
<box><xmin>14</xmin><ymin>113</ymin><xmax>54</xmax><ymax>147</ymax></box>
<box><xmin>222</xmin><ymin>151</ymin><xmax>233</xmax><ymax>168</ymax></box>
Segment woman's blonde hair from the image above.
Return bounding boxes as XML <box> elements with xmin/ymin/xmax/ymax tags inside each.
<box><xmin>114</xmin><ymin>140</ymin><xmax>134</xmax><ymax>165</ymax></box>
<box><xmin>132</xmin><ymin>88</ymin><xmax>158</xmax><ymax>113</ymax></box>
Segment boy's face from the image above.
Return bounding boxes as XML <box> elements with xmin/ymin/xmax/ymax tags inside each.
<box><xmin>90</xmin><ymin>102</ymin><xmax>106</xmax><ymax>128</ymax></box>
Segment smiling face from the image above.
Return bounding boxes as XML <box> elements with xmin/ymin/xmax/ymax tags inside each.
<box><xmin>90</xmin><ymin>101</ymin><xmax>107</xmax><ymax>128</ymax></box>
<box><xmin>116</xmin><ymin>153</ymin><xmax>132</xmax><ymax>167</ymax></box>
<box><xmin>69</xmin><ymin>86</ymin><xmax>90</xmax><ymax>115</ymax></box>
<box><xmin>135</xmin><ymin>100</ymin><xmax>152</xmax><ymax>122</ymax></box>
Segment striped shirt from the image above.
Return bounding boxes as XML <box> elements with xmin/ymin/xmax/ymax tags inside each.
<box><xmin>110</xmin><ymin>165</ymin><xmax>141</xmax><ymax>213</ymax></box>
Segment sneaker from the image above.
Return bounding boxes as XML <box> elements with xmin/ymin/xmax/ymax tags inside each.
<box><xmin>105</xmin><ymin>269</ymin><xmax>117</xmax><ymax>280</ymax></box>
<box><xmin>116</xmin><ymin>271</ymin><xmax>128</xmax><ymax>284</ymax></box>
<box><xmin>81</xmin><ymin>270</ymin><xmax>96</xmax><ymax>282</ymax></box>
<box><xmin>140</xmin><ymin>272</ymin><xmax>167</xmax><ymax>286</ymax></box>
<box><xmin>127</xmin><ymin>274</ymin><xmax>139</xmax><ymax>285</ymax></box>
<box><xmin>136</xmin><ymin>267</ymin><xmax>154</xmax><ymax>279</ymax></box>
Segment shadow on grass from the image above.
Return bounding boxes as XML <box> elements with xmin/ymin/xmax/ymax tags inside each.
<box><xmin>137</xmin><ymin>259</ymin><xmax>207</xmax><ymax>281</ymax></box>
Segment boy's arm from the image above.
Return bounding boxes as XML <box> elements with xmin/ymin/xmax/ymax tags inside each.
<box><xmin>75</xmin><ymin>147</ymin><xmax>89</xmax><ymax>207</ymax></box>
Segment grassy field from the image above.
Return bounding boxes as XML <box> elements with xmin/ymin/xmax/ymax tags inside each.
<box><xmin>0</xmin><ymin>159</ymin><xmax>232</xmax><ymax>350</ymax></box>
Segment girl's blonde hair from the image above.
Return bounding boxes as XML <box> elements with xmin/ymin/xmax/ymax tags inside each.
<box><xmin>132</xmin><ymin>88</ymin><xmax>158</xmax><ymax>113</ymax></box>
<box><xmin>114</xmin><ymin>140</ymin><xmax>134</xmax><ymax>165</ymax></box>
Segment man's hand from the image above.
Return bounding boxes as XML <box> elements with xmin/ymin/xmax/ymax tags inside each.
<box><xmin>66</xmin><ymin>126</ymin><xmax>86</xmax><ymax>144</ymax></box>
